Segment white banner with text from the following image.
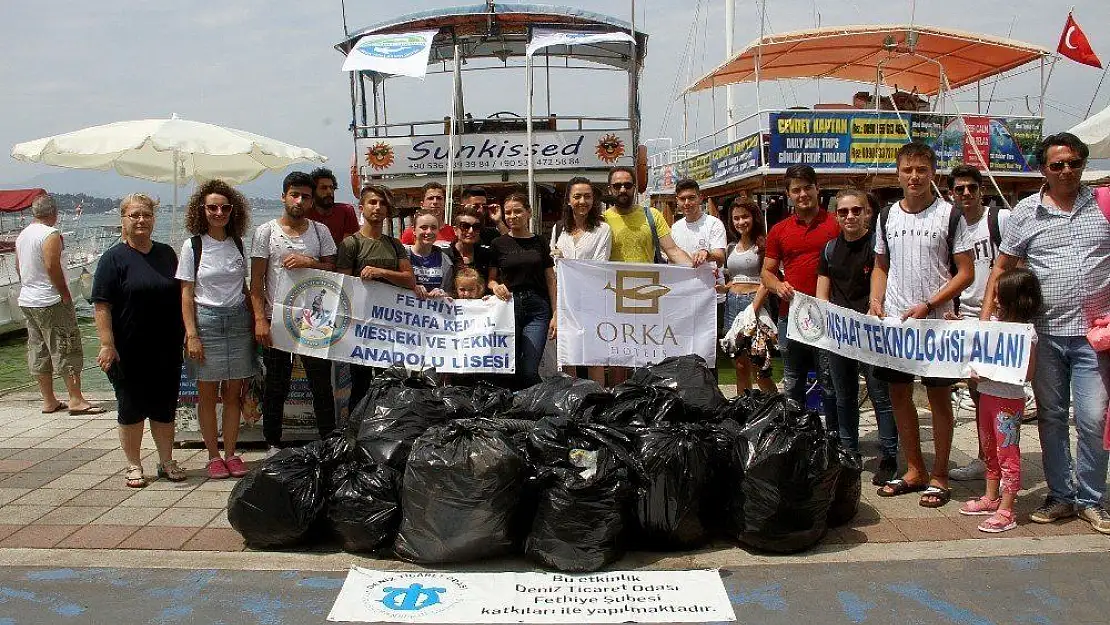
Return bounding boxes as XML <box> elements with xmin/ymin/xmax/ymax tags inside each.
<box><xmin>327</xmin><ymin>568</ymin><xmax>735</xmax><ymax>623</ymax></box>
<box><xmin>342</xmin><ymin>30</ymin><xmax>438</xmax><ymax>78</ymax></box>
<box><xmin>786</xmin><ymin>292</ymin><xmax>1035</xmax><ymax>384</ymax></box>
<box><xmin>272</xmin><ymin>269</ymin><xmax>515</xmax><ymax>374</ymax></box>
<box><xmin>556</xmin><ymin>260</ymin><xmax>717</xmax><ymax>367</ymax></box>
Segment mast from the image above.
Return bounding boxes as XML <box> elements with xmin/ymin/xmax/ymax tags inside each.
<box><xmin>725</xmin><ymin>0</ymin><xmax>736</xmax><ymax>141</ymax></box>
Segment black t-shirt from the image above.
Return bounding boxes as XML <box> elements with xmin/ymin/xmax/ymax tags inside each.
<box><xmin>447</xmin><ymin>242</ymin><xmax>495</xmax><ymax>281</ymax></box>
<box><xmin>479</xmin><ymin>226</ymin><xmax>501</xmax><ymax>247</ymax></box>
<box><xmin>489</xmin><ymin>234</ymin><xmax>554</xmax><ymax>298</ymax></box>
<box><xmin>91</xmin><ymin>241</ymin><xmax>185</xmax><ymax>359</ymax></box>
<box><xmin>817</xmin><ymin>232</ymin><xmax>875</xmax><ymax>313</ymax></box>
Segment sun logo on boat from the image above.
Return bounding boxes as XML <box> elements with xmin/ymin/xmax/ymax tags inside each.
<box><xmin>365</xmin><ymin>142</ymin><xmax>395</xmax><ymax>170</ymax></box>
<box><xmin>595</xmin><ymin>134</ymin><xmax>626</xmax><ymax>163</ymax></box>
<box><xmin>604</xmin><ymin>269</ymin><xmax>670</xmax><ymax>314</ymax></box>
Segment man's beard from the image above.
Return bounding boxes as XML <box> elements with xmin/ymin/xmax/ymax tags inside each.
<box><xmin>316</xmin><ymin>196</ymin><xmax>334</xmax><ymax>209</ymax></box>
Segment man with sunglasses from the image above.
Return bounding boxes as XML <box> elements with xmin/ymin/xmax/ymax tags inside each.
<box><xmin>401</xmin><ymin>182</ymin><xmax>456</xmax><ymax>248</ymax></box>
<box><xmin>947</xmin><ymin>164</ymin><xmax>1011</xmax><ymax>482</ymax></box>
<box><xmin>603</xmin><ymin>167</ymin><xmax>691</xmax><ymax>265</ymax></box>
<box><xmin>981</xmin><ymin>132</ymin><xmax>1110</xmax><ymax>533</ymax></box>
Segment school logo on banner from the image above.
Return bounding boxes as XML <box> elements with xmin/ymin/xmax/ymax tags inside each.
<box><xmin>282</xmin><ymin>275</ymin><xmax>352</xmax><ymax>349</ymax></box>
<box><xmin>605</xmin><ymin>269</ymin><xmax>671</xmax><ymax>314</ymax></box>
<box><xmin>793</xmin><ymin>297</ymin><xmax>826</xmax><ymax>342</ymax></box>
<box><xmin>363</xmin><ymin>573</ymin><xmax>467</xmax><ymax>621</ymax></box>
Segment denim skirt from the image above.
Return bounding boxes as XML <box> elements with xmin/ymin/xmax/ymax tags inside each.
<box><xmin>188</xmin><ymin>304</ymin><xmax>258</xmax><ymax>382</ymax></box>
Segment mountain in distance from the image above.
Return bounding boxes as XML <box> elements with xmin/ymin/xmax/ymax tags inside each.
<box><xmin>8</xmin><ymin>167</ymin><xmax>312</xmax><ymax>203</ymax></box>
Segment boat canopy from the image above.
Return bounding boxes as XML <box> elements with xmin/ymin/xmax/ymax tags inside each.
<box><xmin>0</xmin><ymin>189</ymin><xmax>46</xmax><ymax>213</ymax></box>
<box><xmin>686</xmin><ymin>24</ymin><xmax>1051</xmax><ymax>96</ymax></box>
<box><xmin>337</xmin><ymin>2</ymin><xmax>647</xmax><ymax>73</ymax></box>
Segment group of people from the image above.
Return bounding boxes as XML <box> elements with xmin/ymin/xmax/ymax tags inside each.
<box><xmin>16</xmin><ymin>133</ymin><xmax>1109</xmax><ymax>537</ymax></box>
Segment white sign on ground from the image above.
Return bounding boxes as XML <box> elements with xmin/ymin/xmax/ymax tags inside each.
<box><xmin>355</xmin><ymin>130</ymin><xmax>634</xmax><ymax>175</ymax></box>
<box><xmin>786</xmin><ymin>292</ymin><xmax>1035</xmax><ymax>385</ymax></box>
<box><xmin>557</xmin><ymin>260</ymin><xmax>718</xmax><ymax>367</ymax></box>
<box><xmin>327</xmin><ymin>568</ymin><xmax>735</xmax><ymax>623</ymax></box>
<box><xmin>271</xmin><ymin>269</ymin><xmax>516</xmax><ymax>374</ymax></box>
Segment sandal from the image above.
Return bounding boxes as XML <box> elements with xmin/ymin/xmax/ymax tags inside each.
<box><xmin>919</xmin><ymin>485</ymin><xmax>952</xmax><ymax>508</ymax></box>
<box><xmin>125</xmin><ymin>465</ymin><xmax>147</xmax><ymax>489</ymax></box>
<box><xmin>978</xmin><ymin>509</ymin><xmax>1017</xmax><ymax>533</ymax></box>
<box><xmin>876</xmin><ymin>478</ymin><xmax>928</xmax><ymax>498</ymax></box>
<box><xmin>959</xmin><ymin>496</ymin><xmax>1001</xmax><ymax>516</ymax></box>
<box><xmin>156</xmin><ymin>459</ymin><xmax>187</xmax><ymax>482</ymax></box>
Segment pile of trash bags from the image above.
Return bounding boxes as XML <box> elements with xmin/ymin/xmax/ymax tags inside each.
<box><xmin>228</xmin><ymin>355</ymin><xmax>861</xmax><ymax>570</ymax></box>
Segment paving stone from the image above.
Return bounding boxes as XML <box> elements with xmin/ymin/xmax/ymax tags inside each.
<box><xmin>891</xmin><ymin>516</ymin><xmax>968</xmax><ymax>541</ymax></box>
<box><xmin>205</xmin><ymin>513</ymin><xmax>232</xmax><ymax>529</ymax></box>
<box><xmin>43</xmin><ymin>472</ymin><xmax>111</xmax><ymax>490</ymax></box>
<box><xmin>149</xmin><ymin>507</ymin><xmax>221</xmax><ymax>528</ymax></box>
<box><xmin>91</xmin><ymin>506</ymin><xmax>165</xmax><ymax>526</ymax></box>
<box><xmin>7</xmin><ymin>448</ymin><xmax>67</xmax><ymax>462</ymax></box>
<box><xmin>0</xmin><ymin>472</ymin><xmax>59</xmax><ymax>489</ymax></box>
<box><xmin>0</xmin><ymin>488</ymin><xmax>31</xmax><ymax>506</ymax></box>
<box><xmin>12</xmin><ymin>488</ymin><xmax>81</xmax><ymax>506</ymax></box>
<box><xmin>118</xmin><ymin>526</ymin><xmax>199</xmax><ymax>550</ymax></box>
<box><xmin>118</xmin><ymin>489</ymin><xmax>187</xmax><ymax>508</ymax></box>
<box><xmin>175</xmin><ymin>490</ymin><xmax>233</xmax><ymax>509</ymax></box>
<box><xmin>0</xmin><ymin>524</ymin><xmax>79</xmax><ymax>548</ymax></box>
<box><xmin>0</xmin><ymin>524</ymin><xmax>21</xmax><ymax>541</ymax></box>
<box><xmin>32</xmin><ymin>505</ymin><xmax>111</xmax><ymax>525</ymax></box>
<box><xmin>55</xmin><ymin>524</ymin><xmax>140</xmax><ymax>549</ymax></box>
<box><xmin>182</xmin><ymin>528</ymin><xmax>245</xmax><ymax>552</ymax></box>
<box><xmin>66</xmin><ymin>488</ymin><xmax>136</xmax><ymax>507</ymax></box>
<box><xmin>0</xmin><ymin>504</ymin><xmax>53</xmax><ymax>524</ymax></box>
<box><xmin>0</xmin><ymin>459</ymin><xmax>37</xmax><ymax>472</ymax></box>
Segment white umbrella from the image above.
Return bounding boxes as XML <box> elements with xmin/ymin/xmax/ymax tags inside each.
<box><xmin>1069</xmin><ymin>104</ymin><xmax>1110</xmax><ymax>159</ymax></box>
<box><xmin>11</xmin><ymin>114</ymin><xmax>327</xmax><ymax>233</ymax></box>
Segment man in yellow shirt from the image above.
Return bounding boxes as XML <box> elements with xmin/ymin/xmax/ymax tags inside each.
<box><xmin>603</xmin><ymin>167</ymin><xmax>692</xmax><ymax>264</ymax></box>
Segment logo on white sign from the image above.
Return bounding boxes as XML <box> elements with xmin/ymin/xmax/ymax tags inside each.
<box><xmin>364</xmin><ymin>574</ymin><xmax>467</xmax><ymax>620</ymax></box>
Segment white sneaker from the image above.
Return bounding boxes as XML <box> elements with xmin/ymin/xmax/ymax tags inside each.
<box><xmin>265</xmin><ymin>446</ymin><xmax>281</xmax><ymax>459</ymax></box>
<box><xmin>950</xmin><ymin>458</ymin><xmax>986</xmax><ymax>481</ymax></box>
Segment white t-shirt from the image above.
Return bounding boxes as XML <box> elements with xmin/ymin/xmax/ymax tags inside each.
<box><xmin>551</xmin><ymin>222</ymin><xmax>613</xmax><ymax>261</ymax></box>
<box><xmin>250</xmin><ymin>219</ymin><xmax>337</xmax><ymax>318</ymax></box>
<box><xmin>874</xmin><ymin>197</ymin><xmax>972</xmax><ymax>319</ymax></box>
<box><xmin>670</xmin><ymin>213</ymin><xmax>728</xmax><ymax>302</ymax></box>
<box><xmin>16</xmin><ymin>222</ymin><xmax>62</xmax><ymax>307</ymax></box>
<box><xmin>958</xmin><ymin>208</ymin><xmax>1010</xmax><ymax>319</ymax></box>
<box><xmin>175</xmin><ymin>235</ymin><xmax>248</xmax><ymax>308</ymax></box>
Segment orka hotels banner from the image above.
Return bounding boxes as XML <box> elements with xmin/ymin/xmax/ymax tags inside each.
<box><xmin>787</xmin><ymin>293</ymin><xmax>1034</xmax><ymax>385</ymax></box>
<box><xmin>356</xmin><ymin>130</ymin><xmax>633</xmax><ymax>176</ymax></box>
<box><xmin>272</xmin><ymin>269</ymin><xmax>515</xmax><ymax>374</ymax></box>
<box><xmin>556</xmin><ymin>260</ymin><xmax>717</xmax><ymax>367</ymax></box>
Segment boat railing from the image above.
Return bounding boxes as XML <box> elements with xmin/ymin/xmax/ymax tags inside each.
<box><xmin>355</xmin><ymin>114</ymin><xmax>633</xmax><ymax>139</ymax></box>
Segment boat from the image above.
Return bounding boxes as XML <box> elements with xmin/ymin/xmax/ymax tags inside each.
<box><xmin>647</xmin><ymin>22</ymin><xmax>1053</xmax><ymax>217</ymax></box>
<box><xmin>335</xmin><ymin>2</ymin><xmax>649</xmax><ymax>230</ymax></box>
<box><xmin>0</xmin><ymin>188</ymin><xmax>116</xmax><ymax>334</ymax></box>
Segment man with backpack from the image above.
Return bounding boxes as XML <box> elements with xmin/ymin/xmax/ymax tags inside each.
<box><xmin>947</xmin><ymin>164</ymin><xmax>1012</xmax><ymax>482</ymax></box>
<box><xmin>871</xmin><ymin>142</ymin><xmax>974</xmax><ymax>508</ymax></box>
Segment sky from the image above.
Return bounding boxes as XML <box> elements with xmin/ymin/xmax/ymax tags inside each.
<box><xmin>2</xmin><ymin>0</ymin><xmax>1108</xmax><ymax>200</ymax></box>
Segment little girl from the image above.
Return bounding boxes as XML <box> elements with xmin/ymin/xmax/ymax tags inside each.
<box><xmin>959</xmin><ymin>268</ymin><xmax>1043</xmax><ymax>533</ymax></box>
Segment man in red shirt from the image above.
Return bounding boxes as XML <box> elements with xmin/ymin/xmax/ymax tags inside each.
<box><xmin>401</xmin><ymin>182</ymin><xmax>457</xmax><ymax>247</ymax></box>
<box><xmin>308</xmin><ymin>167</ymin><xmax>360</xmax><ymax>247</ymax></box>
<box><xmin>761</xmin><ymin>164</ymin><xmax>840</xmax><ymax>405</ymax></box>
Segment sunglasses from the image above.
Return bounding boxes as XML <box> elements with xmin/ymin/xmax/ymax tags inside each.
<box><xmin>610</xmin><ymin>182</ymin><xmax>635</xmax><ymax>190</ymax></box>
<box><xmin>952</xmin><ymin>183</ymin><xmax>980</xmax><ymax>195</ymax></box>
<box><xmin>835</xmin><ymin>206</ymin><xmax>864</xmax><ymax>217</ymax></box>
<box><xmin>205</xmin><ymin>203</ymin><xmax>234</xmax><ymax>214</ymax></box>
<box><xmin>1046</xmin><ymin>158</ymin><xmax>1085</xmax><ymax>172</ymax></box>
<box><xmin>455</xmin><ymin>222</ymin><xmax>479</xmax><ymax>231</ymax></box>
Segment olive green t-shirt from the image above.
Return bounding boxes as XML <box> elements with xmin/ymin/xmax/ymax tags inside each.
<box><xmin>336</xmin><ymin>232</ymin><xmax>406</xmax><ymax>277</ymax></box>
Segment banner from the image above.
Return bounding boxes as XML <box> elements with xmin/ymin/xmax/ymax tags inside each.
<box><xmin>786</xmin><ymin>293</ymin><xmax>1034</xmax><ymax>385</ymax></box>
<box><xmin>649</xmin><ymin>132</ymin><xmax>762</xmax><ymax>194</ymax></box>
<box><xmin>527</xmin><ymin>29</ymin><xmax>635</xmax><ymax>57</ymax></box>
<box><xmin>357</xmin><ymin>130</ymin><xmax>633</xmax><ymax>176</ymax></box>
<box><xmin>342</xmin><ymin>30</ymin><xmax>438</xmax><ymax>78</ymax></box>
<box><xmin>769</xmin><ymin>111</ymin><xmax>1042</xmax><ymax>172</ymax></box>
<box><xmin>556</xmin><ymin>260</ymin><xmax>717</xmax><ymax>367</ymax></box>
<box><xmin>272</xmin><ymin>269</ymin><xmax>516</xmax><ymax>374</ymax></box>
<box><xmin>327</xmin><ymin>568</ymin><xmax>735</xmax><ymax>623</ymax></box>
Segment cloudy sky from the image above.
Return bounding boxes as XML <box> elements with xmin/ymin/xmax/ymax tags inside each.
<box><xmin>2</xmin><ymin>0</ymin><xmax>1107</xmax><ymax>199</ymax></box>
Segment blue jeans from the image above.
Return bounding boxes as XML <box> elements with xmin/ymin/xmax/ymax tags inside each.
<box><xmin>822</xmin><ymin>350</ymin><xmax>898</xmax><ymax>459</ymax></box>
<box><xmin>1034</xmin><ymin>335</ymin><xmax>1110</xmax><ymax>509</ymax></box>
<box><xmin>778</xmin><ymin>315</ymin><xmax>826</xmax><ymax>408</ymax></box>
<box><xmin>513</xmin><ymin>291</ymin><xmax>552</xmax><ymax>389</ymax></box>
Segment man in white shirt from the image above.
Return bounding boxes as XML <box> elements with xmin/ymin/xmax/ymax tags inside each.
<box><xmin>249</xmin><ymin>172</ymin><xmax>338</xmax><ymax>454</ymax></box>
<box><xmin>947</xmin><ymin>164</ymin><xmax>1012</xmax><ymax>481</ymax></box>
<box><xmin>15</xmin><ymin>193</ymin><xmax>102</xmax><ymax>416</ymax></box>
<box><xmin>667</xmin><ymin>178</ymin><xmax>727</xmax><ymax>268</ymax></box>
<box><xmin>870</xmin><ymin>143</ymin><xmax>974</xmax><ymax>508</ymax></box>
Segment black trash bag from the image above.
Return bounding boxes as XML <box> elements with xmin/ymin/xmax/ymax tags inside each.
<box><xmin>471</xmin><ymin>381</ymin><xmax>515</xmax><ymax>416</ymax></box>
<box><xmin>327</xmin><ymin>461</ymin><xmax>401</xmax><ymax>552</ymax></box>
<box><xmin>601</xmin><ymin>378</ymin><xmax>686</xmax><ymax>427</ymax></box>
<box><xmin>827</xmin><ymin>440</ymin><xmax>862</xmax><ymax>528</ymax></box>
<box><xmin>435</xmin><ymin>386</ymin><xmax>480</xmax><ymax>420</ymax></box>
<box><xmin>719</xmin><ymin>389</ymin><xmax>776</xmax><ymax>426</ymax></box>
<box><xmin>633</xmin><ymin>423</ymin><xmax>714</xmax><ymax>549</ymax></box>
<box><xmin>642</xmin><ymin>355</ymin><xmax>728</xmax><ymax>420</ymax></box>
<box><xmin>351</xmin><ymin>367</ymin><xmax>448</xmax><ymax>468</ymax></box>
<box><xmin>525</xmin><ymin>416</ymin><xmax>638</xmax><ymax>572</ymax></box>
<box><xmin>227</xmin><ymin>446</ymin><xmax>325</xmax><ymax>548</ymax></box>
<box><xmin>510</xmin><ymin>374</ymin><xmax>612</xmax><ymax>421</ymax></box>
<box><xmin>394</xmin><ymin>419</ymin><xmax>526</xmax><ymax>563</ymax></box>
<box><xmin>733</xmin><ymin>403</ymin><xmax>840</xmax><ymax>553</ymax></box>
<box><xmin>701</xmin><ymin>417</ymin><xmax>747</xmax><ymax>538</ymax></box>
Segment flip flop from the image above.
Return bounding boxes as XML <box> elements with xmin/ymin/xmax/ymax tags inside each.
<box><xmin>68</xmin><ymin>406</ymin><xmax>107</xmax><ymax>416</ymax></box>
<box><xmin>41</xmin><ymin>402</ymin><xmax>68</xmax><ymax>414</ymax></box>
<box><xmin>919</xmin><ymin>485</ymin><xmax>953</xmax><ymax>508</ymax></box>
<box><xmin>876</xmin><ymin>478</ymin><xmax>928</xmax><ymax>498</ymax></box>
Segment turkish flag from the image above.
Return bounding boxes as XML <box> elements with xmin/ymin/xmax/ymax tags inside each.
<box><xmin>1057</xmin><ymin>13</ymin><xmax>1102</xmax><ymax>68</ymax></box>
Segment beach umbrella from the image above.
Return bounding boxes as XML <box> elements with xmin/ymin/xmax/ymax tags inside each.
<box><xmin>10</xmin><ymin>114</ymin><xmax>327</xmax><ymax>234</ymax></box>
<box><xmin>1069</xmin><ymin>104</ymin><xmax>1110</xmax><ymax>159</ymax></box>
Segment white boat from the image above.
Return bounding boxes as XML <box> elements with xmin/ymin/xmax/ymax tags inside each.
<box><xmin>0</xmin><ymin>188</ymin><xmax>117</xmax><ymax>334</ymax></box>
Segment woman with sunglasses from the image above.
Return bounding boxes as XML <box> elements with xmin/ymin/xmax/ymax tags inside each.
<box><xmin>92</xmin><ymin>194</ymin><xmax>186</xmax><ymax>488</ymax></box>
<box><xmin>176</xmin><ymin>180</ymin><xmax>256</xmax><ymax>479</ymax></box>
<box><xmin>447</xmin><ymin>205</ymin><xmax>494</xmax><ymax>280</ymax></box>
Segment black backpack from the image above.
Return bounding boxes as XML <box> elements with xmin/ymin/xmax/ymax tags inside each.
<box><xmin>878</xmin><ymin>200</ymin><xmax>965</xmax><ymax>312</ymax></box>
<box><xmin>191</xmin><ymin>234</ymin><xmax>246</xmax><ymax>277</ymax></box>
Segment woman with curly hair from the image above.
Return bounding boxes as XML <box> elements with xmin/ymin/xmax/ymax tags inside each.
<box><xmin>175</xmin><ymin>179</ymin><xmax>256</xmax><ymax>479</ymax></box>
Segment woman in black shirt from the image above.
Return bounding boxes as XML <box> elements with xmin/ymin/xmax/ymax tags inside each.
<box><xmin>488</xmin><ymin>193</ymin><xmax>556</xmax><ymax>389</ymax></box>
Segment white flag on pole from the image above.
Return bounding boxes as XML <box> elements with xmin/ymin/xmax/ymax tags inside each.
<box><xmin>342</xmin><ymin>30</ymin><xmax>439</xmax><ymax>78</ymax></box>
